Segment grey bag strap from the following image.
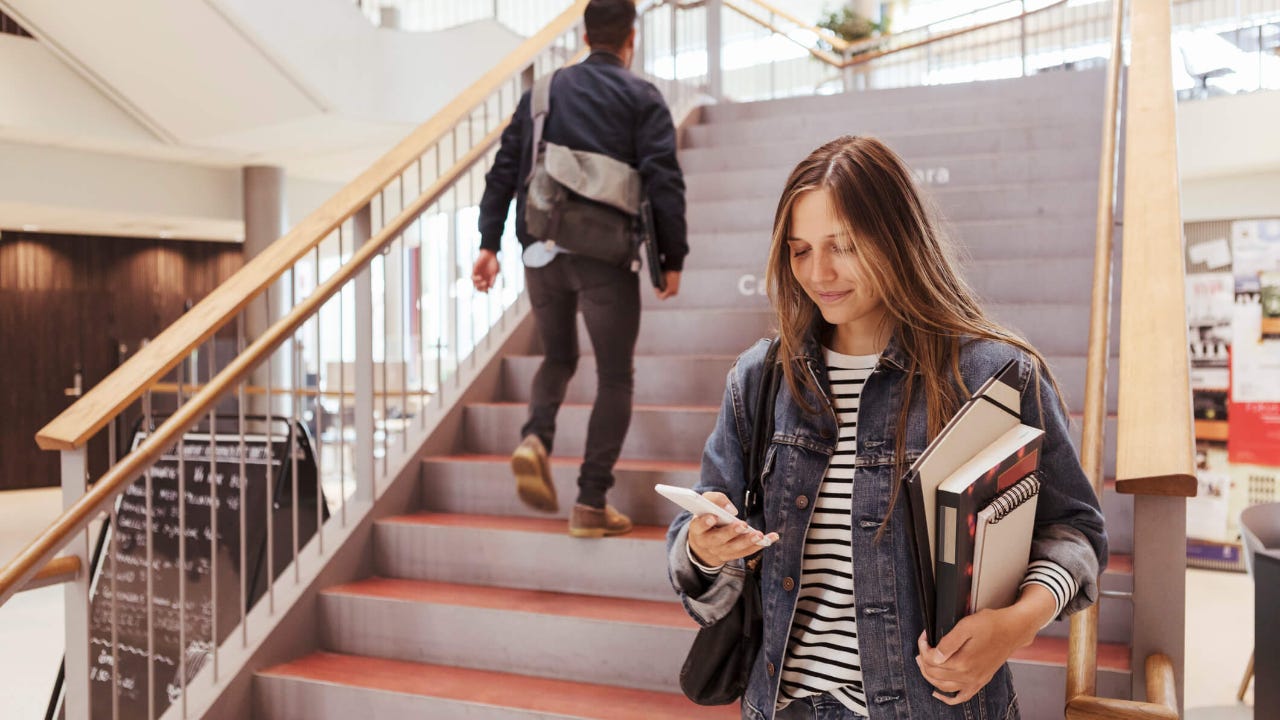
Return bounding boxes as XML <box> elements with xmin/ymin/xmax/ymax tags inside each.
<box><xmin>526</xmin><ymin>71</ymin><xmax>556</xmax><ymax>186</ymax></box>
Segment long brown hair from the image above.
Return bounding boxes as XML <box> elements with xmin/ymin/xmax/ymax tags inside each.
<box><xmin>763</xmin><ymin>135</ymin><xmax>1066</xmax><ymax>530</ymax></box>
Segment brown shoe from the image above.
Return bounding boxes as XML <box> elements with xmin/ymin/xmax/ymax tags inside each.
<box><xmin>568</xmin><ymin>503</ymin><xmax>633</xmax><ymax>538</ymax></box>
<box><xmin>511</xmin><ymin>435</ymin><xmax>557</xmax><ymax>513</ymax></box>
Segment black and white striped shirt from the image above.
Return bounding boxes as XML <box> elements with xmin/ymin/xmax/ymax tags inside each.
<box><xmin>778</xmin><ymin>348</ymin><xmax>877</xmax><ymax>714</ymax></box>
<box><xmin>693</xmin><ymin>348</ymin><xmax>1078</xmax><ymax>714</ymax></box>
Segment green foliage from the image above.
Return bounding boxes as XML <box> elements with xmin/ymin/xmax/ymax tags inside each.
<box><xmin>816</xmin><ymin>5</ymin><xmax>889</xmax><ymax>46</ymax></box>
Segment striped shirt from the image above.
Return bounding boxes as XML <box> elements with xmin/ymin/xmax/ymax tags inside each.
<box><xmin>778</xmin><ymin>348</ymin><xmax>877</xmax><ymax>714</ymax></box>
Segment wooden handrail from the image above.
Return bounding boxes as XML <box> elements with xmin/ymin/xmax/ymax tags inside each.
<box><xmin>148</xmin><ymin>381</ymin><xmax>424</xmax><ymax>401</ymax></box>
<box><xmin>18</xmin><ymin>555</ymin><xmax>80</xmax><ymax>593</ymax></box>
<box><xmin>33</xmin><ymin>0</ymin><xmax>590</xmax><ymax>453</ymax></box>
<box><xmin>0</xmin><ymin>120</ymin><xmax>509</xmax><ymax>609</ymax></box>
<box><xmin>1066</xmin><ymin>654</ymin><xmax>1179</xmax><ymax>719</ymax></box>
<box><xmin>1068</xmin><ymin>0</ymin><xmax>1125</xmax><ymax>702</ymax></box>
<box><xmin>741</xmin><ymin>0</ymin><xmax>852</xmax><ymax>52</ymax></box>
<box><xmin>843</xmin><ymin>0</ymin><xmax>1069</xmax><ymax>68</ymax></box>
<box><xmin>722</xmin><ymin>0</ymin><xmax>846</xmax><ymax>66</ymax></box>
<box><xmin>4</xmin><ymin>23</ymin><xmax>592</xmax><ymax>607</ymax></box>
<box><xmin>1115</xmin><ymin>0</ymin><xmax>1196</xmax><ymax>495</ymax></box>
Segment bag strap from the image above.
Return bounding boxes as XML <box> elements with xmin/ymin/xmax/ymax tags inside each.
<box><xmin>743</xmin><ymin>339</ymin><xmax>781</xmax><ymax>519</ymax></box>
<box><xmin>526</xmin><ymin>71</ymin><xmax>556</xmax><ymax>186</ymax></box>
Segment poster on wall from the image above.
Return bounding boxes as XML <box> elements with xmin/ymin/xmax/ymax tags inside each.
<box><xmin>1187</xmin><ymin>271</ymin><xmax>1233</xmax><ymax>394</ymax></box>
<box><xmin>1231</xmin><ymin>219</ymin><xmax>1280</xmax><ymax>293</ymax></box>
<box><xmin>1189</xmin><ymin>441</ymin><xmax>1232</xmax><ymax>542</ymax></box>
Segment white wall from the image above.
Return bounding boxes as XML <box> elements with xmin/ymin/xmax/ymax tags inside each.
<box><xmin>1177</xmin><ymin>90</ymin><xmax>1280</xmax><ymax>222</ymax></box>
<box><xmin>1181</xmin><ymin>171</ymin><xmax>1280</xmax><ymax>222</ymax></box>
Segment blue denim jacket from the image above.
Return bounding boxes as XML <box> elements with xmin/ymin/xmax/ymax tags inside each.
<box><xmin>667</xmin><ymin>331</ymin><xmax>1108</xmax><ymax>720</ymax></box>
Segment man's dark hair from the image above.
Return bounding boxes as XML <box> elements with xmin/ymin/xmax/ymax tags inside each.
<box><xmin>584</xmin><ymin>0</ymin><xmax>636</xmax><ymax>51</ymax></box>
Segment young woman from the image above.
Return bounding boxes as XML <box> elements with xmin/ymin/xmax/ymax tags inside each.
<box><xmin>666</xmin><ymin>136</ymin><xmax>1107</xmax><ymax>720</ymax></box>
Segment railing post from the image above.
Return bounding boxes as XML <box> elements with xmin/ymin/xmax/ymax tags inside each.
<box><xmin>707</xmin><ymin>0</ymin><xmax>723</xmax><ymax>98</ymax></box>
<box><xmin>1020</xmin><ymin>0</ymin><xmax>1028</xmax><ymax>76</ymax></box>
<box><xmin>61</xmin><ymin>447</ymin><xmax>90</xmax><ymax>719</ymax></box>
<box><xmin>353</xmin><ymin>204</ymin><xmax>376</xmax><ymax>503</ymax></box>
<box><xmin>670</xmin><ymin>0</ymin><xmax>679</xmax><ymax>83</ymax></box>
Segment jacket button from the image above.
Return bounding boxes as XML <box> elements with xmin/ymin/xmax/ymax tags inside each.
<box><xmin>782</xmin><ymin>577</ymin><xmax>795</xmax><ymax>592</ymax></box>
<box><xmin>795</xmin><ymin>496</ymin><xmax>808</xmax><ymax>510</ymax></box>
<box><xmin>767</xmin><ymin>662</ymin><xmax>777</xmax><ymax>676</ymax></box>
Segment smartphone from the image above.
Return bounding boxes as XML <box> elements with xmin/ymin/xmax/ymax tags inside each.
<box><xmin>654</xmin><ymin>484</ymin><xmax>773</xmax><ymax>547</ymax></box>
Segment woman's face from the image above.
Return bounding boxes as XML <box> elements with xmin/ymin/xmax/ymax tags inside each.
<box><xmin>786</xmin><ymin>188</ymin><xmax>888</xmax><ymax>341</ymax></box>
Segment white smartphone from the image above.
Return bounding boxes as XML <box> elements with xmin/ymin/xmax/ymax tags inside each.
<box><xmin>654</xmin><ymin>484</ymin><xmax>774</xmax><ymax>547</ymax></box>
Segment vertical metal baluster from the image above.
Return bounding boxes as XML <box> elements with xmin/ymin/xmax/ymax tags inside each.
<box><xmin>315</xmin><ymin>244</ymin><xmax>324</xmax><ymax>553</ymax></box>
<box><xmin>237</xmin><ymin>316</ymin><xmax>248</xmax><ymax>649</ymax></box>
<box><xmin>208</xmin><ymin>342</ymin><xmax>218</xmax><ymax>681</ymax></box>
<box><xmin>338</xmin><ymin>224</ymin><xmax>347</xmax><ymax>524</ymax></box>
<box><xmin>400</xmin><ymin>230</ymin><xmax>409</xmax><ymax>454</ymax></box>
<box><xmin>265</xmin><ymin>287</ymin><xmax>274</xmax><ymax>613</ymax></box>
<box><xmin>380</xmin><ymin>191</ymin><xmax>389</xmax><ymax>474</ymax></box>
<box><xmin>419</xmin><ymin>215</ymin><xmax>428</xmax><ymax>426</ymax></box>
<box><xmin>144</xmin><ymin>390</ymin><xmax>156</xmax><ymax>720</ymax></box>
<box><xmin>382</xmin><ymin>238</ymin><xmax>391</xmax><ymax>476</ymax></box>
<box><xmin>291</xmin><ymin>325</ymin><xmax>301</xmax><ymax>582</ymax></box>
<box><xmin>110</xmin><ymin>484</ymin><xmax>120</xmax><ymax>720</ymax></box>
<box><xmin>176</xmin><ymin>358</ymin><xmax>187</xmax><ymax>717</ymax></box>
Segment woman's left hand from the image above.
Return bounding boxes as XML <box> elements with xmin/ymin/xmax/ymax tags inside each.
<box><xmin>915</xmin><ymin>585</ymin><xmax>1057</xmax><ymax>704</ymax></box>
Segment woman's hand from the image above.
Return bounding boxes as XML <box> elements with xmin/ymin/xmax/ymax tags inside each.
<box><xmin>687</xmin><ymin>491</ymin><xmax>780</xmax><ymax>567</ymax></box>
<box><xmin>916</xmin><ymin>585</ymin><xmax>1057</xmax><ymax>704</ymax></box>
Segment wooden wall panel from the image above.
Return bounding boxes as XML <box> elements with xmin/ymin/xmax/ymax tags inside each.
<box><xmin>0</xmin><ymin>231</ymin><xmax>243</xmax><ymax>491</ymax></box>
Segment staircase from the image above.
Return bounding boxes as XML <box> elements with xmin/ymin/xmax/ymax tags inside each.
<box><xmin>254</xmin><ymin>69</ymin><xmax>1134</xmax><ymax>719</ymax></box>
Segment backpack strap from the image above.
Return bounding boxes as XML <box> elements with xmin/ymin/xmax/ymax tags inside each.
<box><xmin>526</xmin><ymin>70</ymin><xmax>556</xmax><ymax>186</ymax></box>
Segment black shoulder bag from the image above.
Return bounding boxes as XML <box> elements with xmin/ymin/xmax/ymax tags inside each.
<box><xmin>679</xmin><ymin>339</ymin><xmax>782</xmax><ymax>706</ymax></box>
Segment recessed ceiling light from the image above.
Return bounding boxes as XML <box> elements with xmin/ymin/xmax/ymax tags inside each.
<box><xmin>22</xmin><ymin>224</ymin><xmax>40</xmax><ymax>232</ymax></box>
<box><xmin>158</xmin><ymin>231</ymin><xmax>174</xmax><ymax>239</ymax></box>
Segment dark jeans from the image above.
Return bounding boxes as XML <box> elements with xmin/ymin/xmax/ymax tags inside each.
<box><xmin>522</xmin><ymin>253</ymin><xmax>640</xmax><ymax>508</ymax></box>
<box><xmin>773</xmin><ymin>694</ymin><xmax>868</xmax><ymax>720</ymax></box>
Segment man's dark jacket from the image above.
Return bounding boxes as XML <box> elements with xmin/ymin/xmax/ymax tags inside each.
<box><xmin>477</xmin><ymin>52</ymin><xmax>688</xmax><ymax>272</ymax></box>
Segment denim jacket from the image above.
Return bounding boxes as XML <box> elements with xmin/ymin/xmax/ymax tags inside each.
<box><xmin>666</xmin><ymin>330</ymin><xmax>1108</xmax><ymax>720</ymax></box>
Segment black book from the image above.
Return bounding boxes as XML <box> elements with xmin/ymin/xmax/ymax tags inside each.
<box><xmin>902</xmin><ymin>358</ymin><xmax>1022</xmax><ymax>645</ymax></box>
<box><xmin>933</xmin><ymin>423</ymin><xmax>1044</xmax><ymax>639</ymax></box>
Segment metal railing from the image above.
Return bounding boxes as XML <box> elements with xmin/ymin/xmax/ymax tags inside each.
<box><xmin>0</xmin><ymin>3</ymin><xmax>594</xmax><ymax>718</ymax></box>
<box><xmin>638</xmin><ymin>0</ymin><xmax>1278</xmax><ymax>101</ymax></box>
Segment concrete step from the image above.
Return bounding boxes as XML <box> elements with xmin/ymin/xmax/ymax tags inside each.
<box><xmin>319</xmin><ymin>578</ymin><xmax>698</xmax><ymax>692</ymax></box>
<box><xmin>621</xmin><ymin>306</ymin><xmax>1116</xmax><ymax>358</ymax></box>
<box><xmin>679</xmin><ymin>125</ymin><xmax>1100</xmax><ymax>175</ymax></box>
<box><xmin>421</xmin><ymin>454</ymin><xmax>699</xmax><ymax>525</ymax></box>
<box><xmin>255</xmin><ymin>652</ymin><xmax>739</xmax><ymax>719</ymax></box>
<box><xmin>459</xmin><ymin>399</ymin><xmax>1119</xmax><ymax>478</ymax></box>
<box><xmin>640</xmin><ymin>256</ymin><xmax>1101</xmax><ymax>310</ymax></box>
<box><xmin>686</xmin><ymin>180</ymin><xmax>1097</xmax><ymax>232</ymax></box>
<box><xmin>500</xmin><ymin>354</ymin><xmax>736</xmax><ymax>406</ymax></box>
<box><xmin>702</xmin><ymin>69</ymin><xmax>1107</xmax><ymax>123</ymax></box>
<box><xmin>256</xmin><ymin>620</ymin><xmax>1130</xmax><ymax>720</ymax></box>
<box><xmin>685</xmin><ymin>149</ymin><xmax>1101</xmax><ymax>201</ymax></box>
<box><xmin>682</xmin><ymin>218</ymin><xmax>1101</xmax><ymax>270</ymax></box>
<box><xmin>497</xmin><ymin>352</ymin><xmax>1118</xmax><ymax>414</ymax></box>
<box><xmin>373</xmin><ymin>513</ymin><xmax>675</xmax><ymax>602</ymax></box>
<box><xmin>686</xmin><ymin>100</ymin><xmax>1104</xmax><ymax>150</ymax></box>
<box><xmin>418</xmin><ymin>455</ymin><xmax>1129</xmax><ymax>550</ymax></box>
<box><xmin>463</xmin><ymin>401</ymin><xmax>717</xmax><ymax>461</ymax></box>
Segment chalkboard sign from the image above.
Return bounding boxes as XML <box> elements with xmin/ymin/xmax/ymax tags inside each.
<box><xmin>48</xmin><ymin>416</ymin><xmax>326</xmax><ymax>720</ymax></box>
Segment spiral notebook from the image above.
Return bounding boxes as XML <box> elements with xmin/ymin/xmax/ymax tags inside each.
<box><xmin>970</xmin><ymin>473</ymin><xmax>1042</xmax><ymax>613</ymax></box>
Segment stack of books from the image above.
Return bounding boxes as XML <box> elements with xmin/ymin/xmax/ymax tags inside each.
<box><xmin>904</xmin><ymin>359</ymin><xmax>1045</xmax><ymax>645</ymax></box>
